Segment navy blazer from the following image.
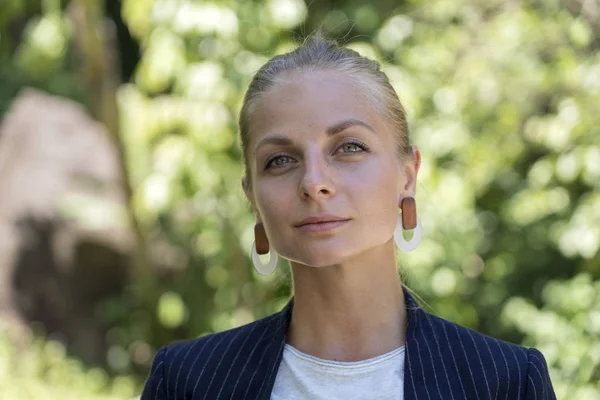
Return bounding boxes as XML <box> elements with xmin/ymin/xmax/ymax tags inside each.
<box><xmin>141</xmin><ymin>289</ymin><xmax>556</xmax><ymax>399</ymax></box>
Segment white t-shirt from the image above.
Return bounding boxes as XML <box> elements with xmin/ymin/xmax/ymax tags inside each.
<box><xmin>270</xmin><ymin>344</ymin><xmax>406</xmax><ymax>400</ymax></box>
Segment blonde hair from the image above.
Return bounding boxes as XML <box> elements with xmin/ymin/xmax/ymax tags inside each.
<box><xmin>239</xmin><ymin>34</ymin><xmax>411</xmax><ymax>187</ymax></box>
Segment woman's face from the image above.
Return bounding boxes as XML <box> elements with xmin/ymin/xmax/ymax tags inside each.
<box><xmin>244</xmin><ymin>70</ymin><xmax>418</xmax><ymax>267</ymax></box>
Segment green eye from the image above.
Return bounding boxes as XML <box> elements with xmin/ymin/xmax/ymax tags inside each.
<box><xmin>342</xmin><ymin>143</ymin><xmax>361</xmax><ymax>152</ymax></box>
<box><xmin>265</xmin><ymin>155</ymin><xmax>292</xmax><ymax>169</ymax></box>
<box><xmin>340</xmin><ymin>141</ymin><xmax>368</xmax><ymax>153</ymax></box>
<box><xmin>273</xmin><ymin>157</ymin><xmax>290</xmax><ymax>165</ymax></box>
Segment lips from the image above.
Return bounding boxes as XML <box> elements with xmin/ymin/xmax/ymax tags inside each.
<box><xmin>294</xmin><ymin>214</ymin><xmax>350</xmax><ymax>227</ymax></box>
<box><xmin>294</xmin><ymin>214</ymin><xmax>351</xmax><ymax>233</ymax></box>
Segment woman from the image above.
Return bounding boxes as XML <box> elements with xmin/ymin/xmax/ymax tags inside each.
<box><xmin>141</xmin><ymin>35</ymin><xmax>556</xmax><ymax>399</ymax></box>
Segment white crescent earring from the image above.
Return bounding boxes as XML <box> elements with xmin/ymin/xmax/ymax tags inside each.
<box><xmin>251</xmin><ymin>223</ymin><xmax>278</xmax><ymax>275</ymax></box>
<box><xmin>251</xmin><ymin>242</ymin><xmax>278</xmax><ymax>275</ymax></box>
<box><xmin>394</xmin><ymin>215</ymin><xmax>422</xmax><ymax>252</ymax></box>
<box><xmin>394</xmin><ymin>197</ymin><xmax>422</xmax><ymax>252</ymax></box>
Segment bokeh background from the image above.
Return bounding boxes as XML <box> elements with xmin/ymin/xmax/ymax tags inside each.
<box><xmin>0</xmin><ymin>0</ymin><xmax>599</xmax><ymax>398</ymax></box>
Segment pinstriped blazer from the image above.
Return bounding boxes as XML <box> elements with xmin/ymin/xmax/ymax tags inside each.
<box><xmin>141</xmin><ymin>288</ymin><xmax>556</xmax><ymax>399</ymax></box>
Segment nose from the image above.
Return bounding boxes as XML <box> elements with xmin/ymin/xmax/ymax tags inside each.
<box><xmin>298</xmin><ymin>153</ymin><xmax>335</xmax><ymax>200</ymax></box>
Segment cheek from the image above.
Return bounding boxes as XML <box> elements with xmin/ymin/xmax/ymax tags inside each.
<box><xmin>348</xmin><ymin>158</ymin><xmax>400</xmax><ymax>200</ymax></box>
<box><xmin>254</xmin><ymin>179</ymin><xmax>294</xmax><ymax>225</ymax></box>
<box><xmin>346</xmin><ymin>159</ymin><xmax>401</xmax><ymax>225</ymax></box>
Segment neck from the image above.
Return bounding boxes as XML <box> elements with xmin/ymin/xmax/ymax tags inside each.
<box><xmin>285</xmin><ymin>240</ymin><xmax>407</xmax><ymax>362</ymax></box>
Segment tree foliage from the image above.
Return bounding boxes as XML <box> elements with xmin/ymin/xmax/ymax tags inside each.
<box><xmin>0</xmin><ymin>0</ymin><xmax>598</xmax><ymax>398</ymax></box>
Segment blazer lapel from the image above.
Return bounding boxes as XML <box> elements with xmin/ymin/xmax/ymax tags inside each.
<box><xmin>403</xmin><ymin>288</ymin><xmax>463</xmax><ymax>400</ymax></box>
<box><xmin>403</xmin><ymin>288</ymin><xmax>431</xmax><ymax>400</ymax></box>
<box><xmin>258</xmin><ymin>297</ymin><xmax>294</xmax><ymax>400</ymax></box>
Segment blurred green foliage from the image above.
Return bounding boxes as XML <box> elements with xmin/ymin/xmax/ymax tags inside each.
<box><xmin>0</xmin><ymin>333</ymin><xmax>137</xmax><ymax>399</ymax></box>
<box><xmin>0</xmin><ymin>0</ymin><xmax>599</xmax><ymax>398</ymax></box>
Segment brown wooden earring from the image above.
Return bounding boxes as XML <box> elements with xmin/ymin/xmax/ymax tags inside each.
<box><xmin>401</xmin><ymin>197</ymin><xmax>417</xmax><ymax>230</ymax></box>
<box><xmin>254</xmin><ymin>223</ymin><xmax>269</xmax><ymax>255</ymax></box>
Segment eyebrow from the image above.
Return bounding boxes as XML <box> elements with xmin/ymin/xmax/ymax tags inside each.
<box><xmin>253</xmin><ymin>118</ymin><xmax>376</xmax><ymax>155</ymax></box>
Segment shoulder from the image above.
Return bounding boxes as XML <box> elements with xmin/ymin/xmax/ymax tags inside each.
<box><xmin>415</xmin><ymin>310</ymin><xmax>555</xmax><ymax>399</ymax></box>
<box><xmin>141</xmin><ymin>311</ymin><xmax>284</xmax><ymax>399</ymax></box>
<box><xmin>427</xmin><ymin>311</ymin><xmax>531</xmax><ymax>363</ymax></box>
<box><xmin>164</xmin><ymin>311</ymin><xmax>282</xmax><ymax>372</ymax></box>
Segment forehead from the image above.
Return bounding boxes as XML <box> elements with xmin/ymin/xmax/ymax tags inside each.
<box><xmin>247</xmin><ymin>70</ymin><xmax>390</xmax><ymax>144</ymax></box>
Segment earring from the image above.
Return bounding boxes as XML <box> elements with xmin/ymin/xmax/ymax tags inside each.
<box><xmin>394</xmin><ymin>197</ymin><xmax>422</xmax><ymax>252</ymax></box>
<box><xmin>251</xmin><ymin>223</ymin><xmax>278</xmax><ymax>275</ymax></box>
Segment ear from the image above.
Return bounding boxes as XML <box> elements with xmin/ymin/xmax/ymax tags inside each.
<box><xmin>399</xmin><ymin>145</ymin><xmax>421</xmax><ymax>199</ymax></box>
<box><xmin>241</xmin><ymin>176</ymin><xmax>262</xmax><ymax>222</ymax></box>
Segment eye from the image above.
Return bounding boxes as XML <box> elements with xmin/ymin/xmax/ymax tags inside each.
<box><xmin>265</xmin><ymin>155</ymin><xmax>293</xmax><ymax>169</ymax></box>
<box><xmin>339</xmin><ymin>140</ymin><xmax>369</xmax><ymax>154</ymax></box>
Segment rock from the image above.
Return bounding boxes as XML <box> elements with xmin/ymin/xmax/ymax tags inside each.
<box><xmin>0</xmin><ymin>88</ymin><xmax>134</xmax><ymax>365</ymax></box>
